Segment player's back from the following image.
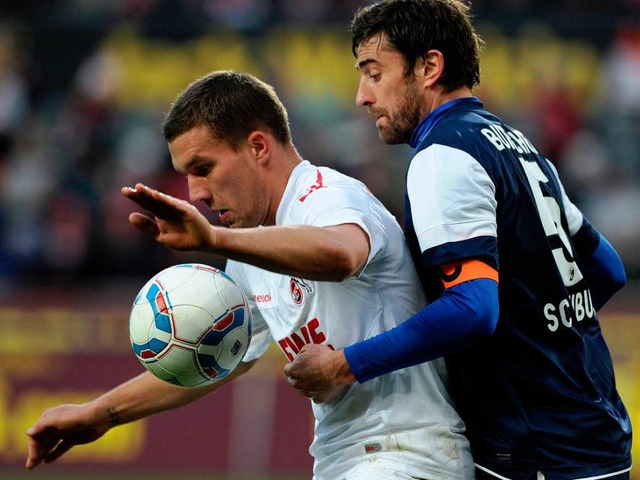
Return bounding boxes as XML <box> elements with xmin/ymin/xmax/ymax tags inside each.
<box><xmin>410</xmin><ymin>98</ymin><xmax>632</xmax><ymax>478</ymax></box>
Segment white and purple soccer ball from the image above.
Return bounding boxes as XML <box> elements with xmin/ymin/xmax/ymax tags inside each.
<box><xmin>129</xmin><ymin>263</ymin><xmax>252</xmax><ymax>387</ymax></box>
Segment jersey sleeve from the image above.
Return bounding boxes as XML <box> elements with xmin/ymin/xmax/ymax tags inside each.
<box><xmin>407</xmin><ymin>144</ymin><xmax>498</xmax><ymax>267</ymax></box>
<box><xmin>225</xmin><ymin>260</ymin><xmax>273</xmax><ymax>362</ymax></box>
<box><xmin>297</xmin><ymin>180</ymin><xmax>391</xmax><ymax>276</ymax></box>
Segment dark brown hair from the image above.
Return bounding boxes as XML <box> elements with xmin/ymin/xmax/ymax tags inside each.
<box><xmin>349</xmin><ymin>0</ymin><xmax>483</xmax><ymax>92</ymax></box>
<box><xmin>163</xmin><ymin>71</ymin><xmax>292</xmax><ymax>150</ymax></box>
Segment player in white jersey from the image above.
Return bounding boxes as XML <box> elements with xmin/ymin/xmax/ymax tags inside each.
<box><xmin>25</xmin><ymin>71</ymin><xmax>474</xmax><ymax>480</ymax></box>
<box><xmin>226</xmin><ymin>160</ymin><xmax>467</xmax><ymax>479</ymax></box>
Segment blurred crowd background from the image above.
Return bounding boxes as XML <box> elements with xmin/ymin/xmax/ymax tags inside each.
<box><xmin>0</xmin><ymin>0</ymin><xmax>639</xmax><ymax>289</ymax></box>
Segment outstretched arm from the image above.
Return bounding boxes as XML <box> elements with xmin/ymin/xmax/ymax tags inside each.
<box><xmin>122</xmin><ymin>183</ymin><xmax>370</xmax><ymax>281</ymax></box>
<box><xmin>286</xmin><ymin>273</ymin><xmax>499</xmax><ymax>401</ymax></box>
<box><xmin>26</xmin><ymin>361</ymin><xmax>255</xmax><ymax>470</ymax></box>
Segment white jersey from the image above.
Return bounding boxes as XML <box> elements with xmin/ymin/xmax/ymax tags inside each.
<box><xmin>225</xmin><ymin>161</ymin><xmax>474</xmax><ymax>480</ymax></box>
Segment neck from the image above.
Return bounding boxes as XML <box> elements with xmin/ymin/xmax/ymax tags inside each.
<box><xmin>263</xmin><ymin>142</ymin><xmax>303</xmax><ymax>226</ymax></box>
<box><xmin>423</xmin><ymin>87</ymin><xmax>473</xmax><ymax>118</ymax></box>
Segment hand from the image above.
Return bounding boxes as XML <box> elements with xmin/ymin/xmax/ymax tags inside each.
<box><xmin>284</xmin><ymin>344</ymin><xmax>356</xmax><ymax>403</ymax></box>
<box><xmin>121</xmin><ymin>183</ymin><xmax>218</xmax><ymax>251</ymax></box>
<box><xmin>25</xmin><ymin>403</ymin><xmax>110</xmax><ymax>470</ymax></box>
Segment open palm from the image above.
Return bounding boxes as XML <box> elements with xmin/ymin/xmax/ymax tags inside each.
<box><xmin>122</xmin><ymin>183</ymin><xmax>216</xmax><ymax>251</ymax></box>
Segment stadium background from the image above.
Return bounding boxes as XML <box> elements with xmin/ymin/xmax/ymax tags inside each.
<box><xmin>0</xmin><ymin>0</ymin><xmax>638</xmax><ymax>479</ymax></box>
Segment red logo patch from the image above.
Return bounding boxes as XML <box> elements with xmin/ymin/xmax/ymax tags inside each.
<box><xmin>290</xmin><ymin>279</ymin><xmax>304</xmax><ymax>305</ymax></box>
<box><xmin>298</xmin><ymin>169</ymin><xmax>326</xmax><ymax>202</ymax></box>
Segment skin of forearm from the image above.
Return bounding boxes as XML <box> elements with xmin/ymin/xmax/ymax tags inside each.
<box><xmin>88</xmin><ymin>373</ymin><xmax>198</xmax><ymax>427</ymax></box>
<box><xmin>91</xmin><ymin>361</ymin><xmax>255</xmax><ymax>427</ymax></box>
<box><xmin>213</xmin><ymin>224</ymin><xmax>369</xmax><ymax>281</ymax></box>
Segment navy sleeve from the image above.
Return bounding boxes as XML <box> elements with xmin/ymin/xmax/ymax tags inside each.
<box><xmin>577</xmin><ymin>233</ymin><xmax>626</xmax><ymax>311</ymax></box>
<box><xmin>344</xmin><ymin>278</ymin><xmax>499</xmax><ymax>383</ymax></box>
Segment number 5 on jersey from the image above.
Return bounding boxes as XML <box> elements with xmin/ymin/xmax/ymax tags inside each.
<box><xmin>520</xmin><ymin>158</ymin><xmax>583</xmax><ymax>288</ymax></box>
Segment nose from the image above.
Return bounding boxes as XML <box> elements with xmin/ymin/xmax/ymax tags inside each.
<box><xmin>355</xmin><ymin>78</ymin><xmax>372</xmax><ymax>107</ymax></box>
<box><xmin>187</xmin><ymin>175</ymin><xmax>211</xmax><ymax>205</ymax></box>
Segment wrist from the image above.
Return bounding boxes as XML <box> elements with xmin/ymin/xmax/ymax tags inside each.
<box><xmin>334</xmin><ymin>349</ymin><xmax>357</xmax><ymax>386</ymax></box>
<box><xmin>86</xmin><ymin>398</ymin><xmax>119</xmax><ymax>430</ymax></box>
<box><xmin>207</xmin><ymin>224</ymin><xmax>226</xmax><ymax>254</ymax></box>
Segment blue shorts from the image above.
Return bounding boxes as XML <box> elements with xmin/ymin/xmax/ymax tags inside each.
<box><xmin>475</xmin><ymin>466</ymin><xmax>630</xmax><ymax>480</ymax></box>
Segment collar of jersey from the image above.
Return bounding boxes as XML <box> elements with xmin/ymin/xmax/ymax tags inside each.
<box><xmin>409</xmin><ymin>96</ymin><xmax>481</xmax><ymax>149</ymax></box>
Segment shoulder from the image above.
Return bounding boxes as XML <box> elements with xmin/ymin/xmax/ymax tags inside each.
<box><xmin>421</xmin><ymin>107</ymin><xmax>500</xmax><ymax>158</ymax></box>
<box><xmin>291</xmin><ymin>163</ymin><xmax>363</xmax><ymax>200</ymax></box>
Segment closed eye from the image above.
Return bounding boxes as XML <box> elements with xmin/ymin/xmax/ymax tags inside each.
<box><xmin>193</xmin><ymin>164</ymin><xmax>212</xmax><ymax>177</ymax></box>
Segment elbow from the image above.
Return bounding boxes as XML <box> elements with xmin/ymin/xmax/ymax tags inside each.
<box><xmin>316</xmin><ymin>223</ymin><xmax>370</xmax><ymax>281</ymax></box>
<box><xmin>335</xmin><ymin>255</ymin><xmax>359</xmax><ymax>281</ymax></box>
<box><xmin>464</xmin><ymin>283</ymin><xmax>499</xmax><ymax>339</ymax></box>
<box><xmin>599</xmin><ymin>256</ymin><xmax>627</xmax><ymax>297</ymax></box>
<box><xmin>595</xmin><ymin>234</ymin><xmax>627</xmax><ymax>293</ymax></box>
<box><xmin>611</xmin><ymin>265</ymin><xmax>627</xmax><ymax>292</ymax></box>
<box><xmin>445</xmin><ymin>279</ymin><xmax>499</xmax><ymax>341</ymax></box>
<box><xmin>470</xmin><ymin>301</ymin><xmax>499</xmax><ymax>339</ymax></box>
<box><xmin>468</xmin><ymin>280</ymin><xmax>499</xmax><ymax>339</ymax></box>
<box><xmin>323</xmin><ymin>246</ymin><xmax>365</xmax><ymax>281</ymax></box>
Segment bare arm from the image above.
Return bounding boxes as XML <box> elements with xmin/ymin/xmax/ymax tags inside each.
<box><xmin>122</xmin><ymin>183</ymin><xmax>370</xmax><ymax>281</ymax></box>
<box><xmin>214</xmin><ymin>223</ymin><xmax>369</xmax><ymax>280</ymax></box>
<box><xmin>26</xmin><ymin>360</ymin><xmax>256</xmax><ymax>469</ymax></box>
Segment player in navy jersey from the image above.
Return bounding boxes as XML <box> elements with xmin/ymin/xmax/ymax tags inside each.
<box><xmin>284</xmin><ymin>1</ymin><xmax>633</xmax><ymax>479</ymax></box>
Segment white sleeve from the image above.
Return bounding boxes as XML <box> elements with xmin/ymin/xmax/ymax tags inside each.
<box><xmin>296</xmin><ymin>182</ymin><xmax>390</xmax><ymax>272</ymax></box>
<box><xmin>225</xmin><ymin>260</ymin><xmax>273</xmax><ymax>362</ymax></box>
<box><xmin>407</xmin><ymin>144</ymin><xmax>497</xmax><ymax>253</ymax></box>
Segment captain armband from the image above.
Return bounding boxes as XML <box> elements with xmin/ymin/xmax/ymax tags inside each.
<box><xmin>440</xmin><ymin>259</ymin><xmax>499</xmax><ymax>289</ymax></box>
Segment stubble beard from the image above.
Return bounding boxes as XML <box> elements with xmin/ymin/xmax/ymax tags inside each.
<box><xmin>378</xmin><ymin>78</ymin><xmax>423</xmax><ymax>145</ymax></box>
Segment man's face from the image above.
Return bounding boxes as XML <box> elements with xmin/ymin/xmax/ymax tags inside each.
<box><xmin>355</xmin><ymin>35</ymin><xmax>424</xmax><ymax>144</ymax></box>
<box><xmin>169</xmin><ymin>125</ymin><xmax>270</xmax><ymax>229</ymax></box>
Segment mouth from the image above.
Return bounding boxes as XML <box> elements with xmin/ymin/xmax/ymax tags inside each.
<box><xmin>217</xmin><ymin>209</ymin><xmax>230</xmax><ymax>225</ymax></box>
<box><xmin>374</xmin><ymin>115</ymin><xmax>387</xmax><ymax>128</ymax></box>
<box><xmin>369</xmin><ymin>110</ymin><xmax>385</xmax><ymax>126</ymax></box>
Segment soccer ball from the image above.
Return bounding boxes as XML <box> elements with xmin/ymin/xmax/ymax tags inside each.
<box><xmin>129</xmin><ymin>263</ymin><xmax>252</xmax><ymax>387</ymax></box>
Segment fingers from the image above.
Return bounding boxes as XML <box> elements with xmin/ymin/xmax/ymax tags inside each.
<box><xmin>25</xmin><ymin>429</ymin><xmax>59</xmax><ymax>470</ymax></box>
<box><xmin>122</xmin><ymin>184</ymin><xmax>183</xmax><ymax>218</ymax></box>
<box><xmin>126</xmin><ymin>184</ymin><xmax>181</xmax><ymax>208</ymax></box>
<box><xmin>286</xmin><ymin>371</ymin><xmax>327</xmax><ymax>402</ymax></box>
<box><xmin>25</xmin><ymin>436</ymin><xmax>44</xmax><ymax>470</ymax></box>
<box><xmin>121</xmin><ymin>184</ymin><xmax>151</xmax><ymax>204</ymax></box>
<box><xmin>26</xmin><ymin>440</ymin><xmax>74</xmax><ymax>469</ymax></box>
<box><xmin>43</xmin><ymin>440</ymin><xmax>75</xmax><ymax>464</ymax></box>
<box><xmin>121</xmin><ymin>183</ymin><xmax>154</xmax><ymax>198</ymax></box>
<box><xmin>122</xmin><ymin>184</ymin><xmax>155</xmax><ymax>212</ymax></box>
<box><xmin>128</xmin><ymin>212</ymin><xmax>160</xmax><ymax>236</ymax></box>
<box><xmin>288</xmin><ymin>381</ymin><xmax>327</xmax><ymax>403</ymax></box>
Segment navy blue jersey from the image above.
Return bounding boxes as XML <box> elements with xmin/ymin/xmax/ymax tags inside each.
<box><xmin>405</xmin><ymin>97</ymin><xmax>632</xmax><ymax>479</ymax></box>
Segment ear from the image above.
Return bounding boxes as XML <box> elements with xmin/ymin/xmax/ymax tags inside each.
<box><xmin>247</xmin><ymin>131</ymin><xmax>270</xmax><ymax>165</ymax></box>
<box><xmin>417</xmin><ymin>49</ymin><xmax>444</xmax><ymax>88</ymax></box>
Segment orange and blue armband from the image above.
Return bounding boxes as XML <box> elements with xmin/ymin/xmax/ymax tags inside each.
<box><xmin>440</xmin><ymin>259</ymin><xmax>498</xmax><ymax>289</ymax></box>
